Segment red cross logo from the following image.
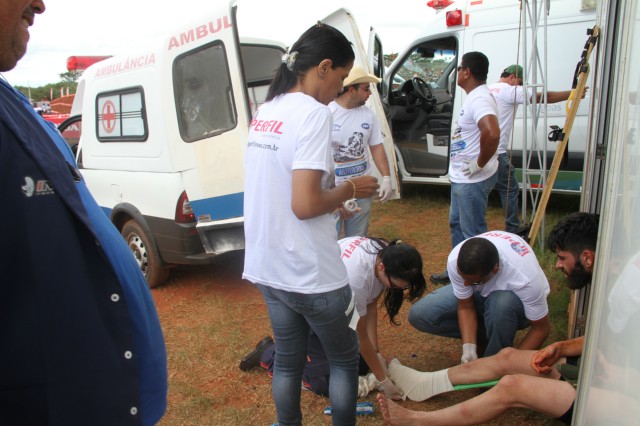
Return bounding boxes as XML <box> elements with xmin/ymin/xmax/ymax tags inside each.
<box><xmin>101</xmin><ymin>100</ymin><xmax>116</xmax><ymax>133</ymax></box>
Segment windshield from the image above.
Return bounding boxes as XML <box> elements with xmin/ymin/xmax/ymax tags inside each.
<box><xmin>396</xmin><ymin>46</ymin><xmax>456</xmax><ymax>90</ymax></box>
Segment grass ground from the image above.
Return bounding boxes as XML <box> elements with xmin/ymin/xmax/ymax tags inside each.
<box><xmin>153</xmin><ymin>184</ymin><xmax>580</xmax><ymax>425</ymax></box>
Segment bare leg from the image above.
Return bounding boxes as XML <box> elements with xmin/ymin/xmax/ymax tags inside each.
<box><xmin>388</xmin><ymin>348</ymin><xmax>561</xmax><ymax>402</ymax></box>
<box><xmin>377</xmin><ymin>375</ymin><xmax>575</xmax><ymax>426</ymax></box>
<box><xmin>447</xmin><ymin>347</ymin><xmax>562</xmax><ymax>384</ymax></box>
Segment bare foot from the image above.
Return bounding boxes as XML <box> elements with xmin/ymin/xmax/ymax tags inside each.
<box><xmin>377</xmin><ymin>393</ymin><xmax>423</xmax><ymax>426</ymax></box>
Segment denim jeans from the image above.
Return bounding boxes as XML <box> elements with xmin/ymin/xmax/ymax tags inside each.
<box><xmin>408</xmin><ymin>284</ymin><xmax>530</xmax><ymax>357</ymax></box>
<box><xmin>495</xmin><ymin>152</ymin><xmax>521</xmax><ymax>233</ymax></box>
<box><xmin>336</xmin><ymin>196</ymin><xmax>372</xmax><ymax>238</ymax></box>
<box><xmin>449</xmin><ymin>172</ymin><xmax>498</xmax><ymax>248</ymax></box>
<box><xmin>258</xmin><ymin>284</ymin><xmax>359</xmax><ymax>426</ymax></box>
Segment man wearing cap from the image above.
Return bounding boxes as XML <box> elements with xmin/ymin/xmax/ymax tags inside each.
<box><xmin>489</xmin><ymin>64</ymin><xmax>586</xmax><ymax>233</ymax></box>
<box><xmin>330</xmin><ymin>66</ymin><xmax>394</xmax><ymax>237</ymax></box>
<box><xmin>429</xmin><ymin>51</ymin><xmax>500</xmax><ymax>285</ymax></box>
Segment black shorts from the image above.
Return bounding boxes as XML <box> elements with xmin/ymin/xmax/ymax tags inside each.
<box><xmin>557</xmin><ymin>401</ymin><xmax>574</xmax><ymax>425</ymax></box>
<box><xmin>556</xmin><ymin>359</ymin><xmax>579</xmax><ymax>425</ymax></box>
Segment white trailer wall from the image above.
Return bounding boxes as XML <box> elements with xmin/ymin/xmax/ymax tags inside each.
<box><xmin>573</xmin><ymin>0</ymin><xmax>640</xmax><ymax>423</ymax></box>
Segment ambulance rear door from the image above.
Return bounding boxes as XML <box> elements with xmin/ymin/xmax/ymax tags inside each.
<box><xmin>168</xmin><ymin>2</ymin><xmax>285</xmax><ymax>253</ymax></box>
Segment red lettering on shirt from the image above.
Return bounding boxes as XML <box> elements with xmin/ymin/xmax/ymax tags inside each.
<box><xmin>483</xmin><ymin>232</ymin><xmax>531</xmax><ymax>257</ymax></box>
<box><xmin>250</xmin><ymin>119</ymin><xmax>284</xmax><ymax>135</ymax></box>
<box><xmin>341</xmin><ymin>237</ymin><xmax>368</xmax><ymax>259</ymax></box>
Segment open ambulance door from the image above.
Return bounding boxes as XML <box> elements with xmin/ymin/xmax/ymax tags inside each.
<box><xmin>322</xmin><ymin>9</ymin><xmax>401</xmax><ymax>199</ymax></box>
<box><xmin>367</xmin><ymin>28</ymin><xmax>386</xmax><ymax>86</ymax></box>
<box><xmin>169</xmin><ymin>2</ymin><xmax>285</xmax><ymax>253</ymax></box>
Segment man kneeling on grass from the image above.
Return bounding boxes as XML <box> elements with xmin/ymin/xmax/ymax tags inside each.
<box><xmin>377</xmin><ymin>212</ymin><xmax>598</xmax><ymax>425</ymax></box>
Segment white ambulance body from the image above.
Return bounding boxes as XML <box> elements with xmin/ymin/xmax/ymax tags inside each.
<box><xmin>62</xmin><ymin>5</ymin><xmax>396</xmax><ymax>287</ymax></box>
<box><xmin>382</xmin><ymin>0</ymin><xmax>596</xmax><ymax>193</ymax></box>
<box><xmin>65</xmin><ymin>8</ymin><xmax>284</xmax><ymax>288</ymax></box>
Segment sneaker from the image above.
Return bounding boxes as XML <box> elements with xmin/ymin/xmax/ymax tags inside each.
<box><xmin>239</xmin><ymin>335</ymin><xmax>273</xmax><ymax>371</ymax></box>
<box><xmin>429</xmin><ymin>270</ymin><xmax>450</xmax><ymax>285</ymax></box>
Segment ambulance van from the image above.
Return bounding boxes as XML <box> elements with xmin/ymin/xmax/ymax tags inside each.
<box><xmin>380</xmin><ymin>0</ymin><xmax>596</xmax><ymax>193</ymax></box>
<box><xmin>59</xmin><ymin>5</ymin><xmax>397</xmax><ymax>287</ymax></box>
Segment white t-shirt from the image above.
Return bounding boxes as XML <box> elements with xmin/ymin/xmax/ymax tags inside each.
<box><xmin>488</xmin><ymin>82</ymin><xmax>532</xmax><ymax>154</ymax></box>
<box><xmin>328</xmin><ymin>102</ymin><xmax>383</xmax><ymax>186</ymax></box>
<box><xmin>339</xmin><ymin>237</ymin><xmax>385</xmax><ymax>317</ymax></box>
<box><xmin>449</xmin><ymin>84</ymin><xmax>499</xmax><ymax>183</ymax></box>
<box><xmin>243</xmin><ymin>92</ymin><xmax>348</xmax><ymax>293</ymax></box>
<box><xmin>448</xmin><ymin>231</ymin><xmax>550</xmax><ymax>321</ymax></box>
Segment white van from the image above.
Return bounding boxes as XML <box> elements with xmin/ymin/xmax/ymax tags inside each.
<box><xmin>60</xmin><ymin>9</ymin><xmax>287</xmax><ymax>288</ymax></box>
<box><xmin>379</xmin><ymin>0</ymin><xmax>596</xmax><ymax>193</ymax></box>
<box><xmin>59</xmin><ymin>5</ymin><xmax>398</xmax><ymax>287</ymax></box>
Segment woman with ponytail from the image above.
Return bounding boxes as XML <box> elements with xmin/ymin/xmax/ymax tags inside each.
<box><xmin>241</xmin><ymin>236</ymin><xmax>426</xmax><ymax>405</ymax></box>
<box><xmin>242</xmin><ymin>23</ymin><xmax>379</xmax><ymax>425</ymax></box>
<box><xmin>339</xmin><ymin>236</ymin><xmax>426</xmax><ymax>400</ymax></box>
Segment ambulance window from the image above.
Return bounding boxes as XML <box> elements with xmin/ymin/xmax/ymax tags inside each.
<box><xmin>174</xmin><ymin>42</ymin><xmax>237</xmax><ymax>142</ymax></box>
<box><xmin>396</xmin><ymin>37</ymin><xmax>457</xmax><ymax>91</ymax></box>
<box><xmin>95</xmin><ymin>87</ymin><xmax>147</xmax><ymax>142</ymax></box>
<box><xmin>372</xmin><ymin>37</ymin><xmax>384</xmax><ymax>95</ymax></box>
<box><xmin>240</xmin><ymin>44</ymin><xmax>285</xmax><ymax>116</ymax></box>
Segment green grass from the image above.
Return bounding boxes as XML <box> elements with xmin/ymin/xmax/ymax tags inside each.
<box><xmin>377</xmin><ymin>184</ymin><xmax>581</xmax><ymax>343</ymax></box>
<box><xmin>154</xmin><ymin>185</ymin><xmax>581</xmax><ymax>425</ymax></box>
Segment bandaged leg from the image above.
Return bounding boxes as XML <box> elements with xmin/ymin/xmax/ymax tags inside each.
<box><xmin>387</xmin><ymin>358</ymin><xmax>454</xmax><ymax>401</ymax></box>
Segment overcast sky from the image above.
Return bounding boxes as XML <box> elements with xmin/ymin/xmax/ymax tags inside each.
<box><xmin>2</xmin><ymin>0</ymin><xmax>435</xmax><ymax>87</ymax></box>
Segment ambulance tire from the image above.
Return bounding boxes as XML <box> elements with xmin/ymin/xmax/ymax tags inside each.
<box><xmin>121</xmin><ymin>219</ymin><xmax>170</xmax><ymax>288</ymax></box>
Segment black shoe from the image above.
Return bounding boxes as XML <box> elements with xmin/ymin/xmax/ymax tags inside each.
<box><xmin>239</xmin><ymin>336</ymin><xmax>273</xmax><ymax>371</ymax></box>
<box><xmin>429</xmin><ymin>271</ymin><xmax>450</xmax><ymax>285</ymax></box>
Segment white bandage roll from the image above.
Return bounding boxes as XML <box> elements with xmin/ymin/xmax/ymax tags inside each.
<box><xmin>344</xmin><ymin>198</ymin><xmax>358</xmax><ymax>213</ymax></box>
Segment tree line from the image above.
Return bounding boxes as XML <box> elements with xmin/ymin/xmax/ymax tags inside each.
<box><xmin>14</xmin><ymin>71</ymin><xmax>80</xmax><ymax>102</ymax></box>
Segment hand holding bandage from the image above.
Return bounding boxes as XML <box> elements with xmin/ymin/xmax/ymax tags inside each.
<box><xmin>376</xmin><ymin>376</ymin><xmax>404</xmax><ymax>400</ymax></box>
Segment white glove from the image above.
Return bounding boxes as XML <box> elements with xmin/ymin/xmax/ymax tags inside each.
<box><xmin>378</xmin><ymin>176</ymin><xmax>394</xmax><ymax>202</ymax></box>
<box><xmin>461</xmin><ymin>343</ymin><xmax>478</xmax><ymax>364</ymax></box>
<box><xmin>461</xmin><ymin>160</ymin><xmax>482</xmax><ymax>177</ymax></box>
<box><xmin>376</xmin><ymin>376</ymin><xmax>404</xmax><ymax>400</ymax></box>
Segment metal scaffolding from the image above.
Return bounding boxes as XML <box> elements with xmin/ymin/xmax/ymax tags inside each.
<box><xmin>519</xmin><ymin>0</ymin><xmax>549</xmax><ymax>248</ymax></box>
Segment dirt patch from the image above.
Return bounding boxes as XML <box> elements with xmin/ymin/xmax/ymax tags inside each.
<box><xmin>152</xmin><ymin>189</ymin><xmax>566</xmax><ymax>425</ymax></box>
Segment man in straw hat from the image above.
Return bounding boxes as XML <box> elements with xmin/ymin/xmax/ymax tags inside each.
<box><xmin>330</xmin><ymin>66</ymin><xmax>394</xmax><ymax>238</ymax></box>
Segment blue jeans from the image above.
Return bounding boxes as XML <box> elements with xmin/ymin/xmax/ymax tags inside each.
<box><xmin>258</xmin><ymin>284</ymin><xmax>359</xmax><ymax>426</ymax></box>
<box><xmin>337</xmin><ymin>196</ymin><xmax>372</xmax><ymax>238</ymax></box>
<box><xmin>449</xmin><ymin>172</ymin><xmax>498</xmax><ymax>248</ymax></box>
<box><xmin>495</xmin><ymin>153</ymin><xmax>521</xmax><ymax>233</ymax></box>
<box><xmin>408</xmin><ymin>284</ymin><xmax>530</xmax><ymax>357</ymax></box>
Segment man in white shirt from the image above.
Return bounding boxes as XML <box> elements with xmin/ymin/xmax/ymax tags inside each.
<box><xmin>379</xmin><ymin>212</ymin><xmax>599</xmax><ymax>426</ymax></box>
<box><xmin>430</xmin><ymin>52</ymin><xmax>501</xmax><ymax>285</ymax></box>
<box><xmin>410</xmin><ymin>230</ymin><xmax>551</xmax><ymax>361</ymax></box>
<box><xmin>489</xmin><ymin>64</ymin><xmax>586</xmax><ymax>233</ymax></box>
<box><xmin>330</xmin><ymin>66</ymin><xmax>394</xmax><ymax>237</ymax></box>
